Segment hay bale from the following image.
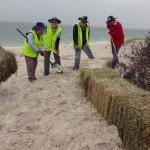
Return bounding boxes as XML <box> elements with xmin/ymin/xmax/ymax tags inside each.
<box><xmin>0</xmin><ymin>47</ymin><xmax>18</xmax><ymax>83</ymax></box>
<box><xmin>80</xmin><ymin>67</ymin><xmax>150</xmax><ymax>150</ymax></box>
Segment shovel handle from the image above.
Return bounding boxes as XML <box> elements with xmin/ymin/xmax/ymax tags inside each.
<box><xmin>111</xmin><ymin>35</ymin><xmax>118</xmax><ymax>56</ymax></box>
<box><xmin>17</xmin><ymin>28</ymin><xmax>27</xmax><ymax>40</ymax></box>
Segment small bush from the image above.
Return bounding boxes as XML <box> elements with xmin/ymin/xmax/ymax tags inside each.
<box><xmin>118</xmin><ymin>33</ymin><xmax>150</xmax><ymax>91</ymax></box>
<box><xmin>124</xmin><ymin>38</ymin><xmax>145</xmax><ymax>46</ymax></box>
<box><xmin>0</xmin><ymin>47</ymin><xmax>18</xmax><ymax>83</ymax></box>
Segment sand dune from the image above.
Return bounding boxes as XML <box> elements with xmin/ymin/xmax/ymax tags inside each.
<box><xmin>0</xmin><ymin>42</ymin><xmax>125</xmax><ymax>150</ymax></box>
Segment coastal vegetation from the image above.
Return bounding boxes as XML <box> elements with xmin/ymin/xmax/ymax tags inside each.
<box><xmin>80</xmin><ymin>67</ymin><xmax>150</xmax><ymax>150</ymax></box>
<box><xmin>118</xmin><ymin>34</ymin><xmax>150</xmax><ymax>91</ymax></box>
<box><xmin>124</xmin><ymin>38</ymin><xmax>145</xmax><ymax>45</ymax></box>
<box><xmin>80</xmin><ymin>35</ymin><xmax>150</xmax><ymax>150</ymax></box>
<box><xmin>0</xmin><ymin>47</ymin><xmax>18</xmax><ymax>83</ymax></box>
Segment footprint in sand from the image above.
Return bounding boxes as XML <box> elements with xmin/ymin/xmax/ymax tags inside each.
<box><xmin>25</xmin><ymin>125</ymin><xmax>41</xmax><ymax>134</ymax></box>
<box><xmin>79</xmin><ymin>145</ymin><xmax>90</xmax><ymax>150</ymax></box>
<box><xmin>0</xmin><ymin>124</ymin><xmax>3</xmax><ymax>130</ymax></box>
<box><xmin>94</xmin><ymin>143</ymin><xmax>118</xmax><ymax>150</ymax></box>
<box><xmin>42</xmin><ymin>108</ymin><xmax>54</xmax><ymax>115</ymax></box>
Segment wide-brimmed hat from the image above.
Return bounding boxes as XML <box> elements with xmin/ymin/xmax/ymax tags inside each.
<box><xmin>78</xmin><ymin>16</ymin><xmax>89</xmax><ymax>23</ymax></box>
<box><xmin>33</xmin><ymin>22</ymin><xmax>46</xmax><ymax>29</ymax></box>
<box><xmin>48</xmin><ymin>17</ymin><xmax>61</xmax><ymax>24</ymax></box>
<box><xmin>107</xmin><ymin>16</ymin><xmax>117</xmax><ymax>22</ymax></box>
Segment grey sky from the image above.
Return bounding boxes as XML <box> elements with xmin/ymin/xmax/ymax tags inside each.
<box><xmin>0</xmin><ymin>0</ymin><xmax>149</xmax><ymax>29</ymax></box>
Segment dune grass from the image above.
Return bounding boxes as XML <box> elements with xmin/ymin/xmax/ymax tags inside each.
<box><xmin>124</xmin><ymin>38</ymin><xmax>145</xmax><ymax>45</ymax></box>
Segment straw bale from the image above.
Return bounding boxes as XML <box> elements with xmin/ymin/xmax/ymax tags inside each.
<box><xmin>0</xmin><ymin>47</ymin><xmax>18</xmax><ymax>83</ymax></box>
<box><xmin>80</xmin><ymin>67</ymin><xmax>150</xmax><ymax>150</ymax></box>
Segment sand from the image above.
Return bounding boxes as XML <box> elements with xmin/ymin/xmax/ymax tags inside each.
<box><xmin>0</xmin><ymin>42</ymin><xmax>125</xmax><ymax>150</ymax></box>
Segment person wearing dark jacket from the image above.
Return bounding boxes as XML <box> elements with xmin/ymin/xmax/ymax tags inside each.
<box><xmin>44</xmin><ymin>17</ymin><xmax>62</xmax><ymax>75</ymax></box>
<box><xmin>106</xmin><ymin>16</ymin><xmax>124</xmax><ymax>68</ymax></box>
<box><xmin>72</xmin><ymin>16</ymin><xmax>94</xmax><ymax>70</ymax></box>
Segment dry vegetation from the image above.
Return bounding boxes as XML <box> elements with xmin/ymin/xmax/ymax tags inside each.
<box><xmin>118</xmin><ymin>34</ymin><xmax>150</xmax><ymax>91</ymax></box>
<box><xmin>0</xmin><ymin>47</ymin><xmax>18</xmax><ymax>83</ymax></box>
<box><xmin>80</xmin><ymin>67</ymin><xmax>150</xmax><ymax>150</ymax></box>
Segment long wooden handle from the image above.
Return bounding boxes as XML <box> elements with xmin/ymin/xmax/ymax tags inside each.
<box><xmin>16</xmin><ymin>28</ymin><xmax>54</xmax><ymax>65</ymax></box>
<box><xmin>16</xmin><ymin>28</ymin><xmax>27</xmax><ymax>40</ymax></box>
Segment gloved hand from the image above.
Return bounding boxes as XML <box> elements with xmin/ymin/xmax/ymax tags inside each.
<box><xmin>37</xmin><ymin>50</ymin><xmax>44</xmax><ymax>56</ymax></box>
<box><xmin>40</xmin><ymin>51</ymin><xmax>44</xmax><ymax>56</ymax></box>
<box><xmin>107</xmin><ymin>25</ymin><xmax>111</xmax><ymax>31</ymax></box>
<box><xmin>56</xmin><ymin>50</ymin><xmax>59</xmax><ymax>56</ymax></box>
<box><xmin>108</xmin><ymin>31</ymin><xmax>112</xmax><ymax>35</ymax></box>
<box><xmin>75</xmin><ymin>45</ymin><xmax>80</xmax><ymax>52</ymax></box>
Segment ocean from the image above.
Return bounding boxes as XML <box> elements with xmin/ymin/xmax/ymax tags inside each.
<box><xmin>0</xmin><ymin>21</ymin><xmax>148</xmax><ymax>47</ymax></box>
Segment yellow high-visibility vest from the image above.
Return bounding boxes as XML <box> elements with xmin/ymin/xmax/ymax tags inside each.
<box><xmin>22</xmin><ymin>30</ymin><xmax>44</xmax><ymax>58</ymax></box>
<box><xmin>73</xmin><ymin>22</ymin><xmax>89</xmax><ymax>48</ymax></box>
<box><xmin>44</xmin><ymin>25</ymin><xmax>62</xmax><ymax>51</ymax></box>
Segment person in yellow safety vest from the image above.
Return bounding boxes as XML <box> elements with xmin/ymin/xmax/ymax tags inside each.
<box><xmin>22</xmin><ymin>22</ymin><xmax>46</xmax><ymax>82</ymax></box>
<box><xmin>72</xmin><ymin>16</ymin><xmax>95</xmax><ymax>70</ymax></box>
<box><xmin>44</xmin><ymin>17</ymin><xmax>63</xmax><ymax>75</ymax></box>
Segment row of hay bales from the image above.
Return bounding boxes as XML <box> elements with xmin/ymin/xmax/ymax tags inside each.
<box><xmin>80</xmin><ymin>67</ymin><xmax>150</xmax><ymax>150</ymax></box>
<box><xmin>0</xmin><ymin>47</ymin><xmax>17</xmax><ymax>84</ymax></box>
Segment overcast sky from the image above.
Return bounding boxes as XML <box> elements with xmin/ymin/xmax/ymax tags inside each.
<box><xmin>0</xmin><ymin>0</ymin><xmax>149</xmax><ymax>29</ymax></box>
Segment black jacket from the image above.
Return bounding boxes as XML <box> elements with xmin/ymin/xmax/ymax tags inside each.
<box><xmin>73</xmin><ymin>23</ymin><xmax>90</xmax><ymax>46</ymax></box>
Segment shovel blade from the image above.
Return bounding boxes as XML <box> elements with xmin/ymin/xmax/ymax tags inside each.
<box><xmin>51</xmin><ymin>62</ymin><xmax>63</xmax><ymax>73</ymax></box>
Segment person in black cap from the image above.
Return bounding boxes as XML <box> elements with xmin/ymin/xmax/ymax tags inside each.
<box><xmin>106</xmin><ymin>16</ymin><xmax>124</xmax><ymax>68</ymax></box>
<box><xmin>72</xmin><ymin>16</ymin><xmax>95</xmax><ymax>70</ymax></box>
<box><xmin>22</xmin><ymin>22</ymin><xmax>46</xmax><ymax>82</ymax></box>
<box><xmin>44</xmin><ymin>17</ymin><xmax>63</xmax><ymax>75</ymax></box>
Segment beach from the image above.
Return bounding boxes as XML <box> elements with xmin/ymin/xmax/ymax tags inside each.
<box><xmin>0</xmin><ymin>42</ymin><xmax>125</xmax><ymax>150</ymax></box>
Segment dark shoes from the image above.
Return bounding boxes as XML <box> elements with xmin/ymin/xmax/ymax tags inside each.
<box><xmin>73</xmin><ymin>68</ymin><xmax>79</xmax><ymax>71</ymax></box>
<box><xmin>44</xmin><ymin>73</ymin><xmax>49</xmax><ymax>76</ymax></box>
<box><xmin>28</xmin><ymin>77</ymin><xmax>37</xmax><ymax>82</ymax></box>
<box><xmin>28</xmin><ymin>79</ymin><xmax>35</xmax><ymax>82</ymax></box>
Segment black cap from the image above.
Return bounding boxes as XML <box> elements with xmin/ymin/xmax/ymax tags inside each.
<box><xmin>78</xmin><ymin>16</ymin><xmax>89</xmax><ymax>23</ymax></box>
<box><xmin>107</xmin><ymin>16</ymin><xmax>117</xmax><ymax>22</ymax></box>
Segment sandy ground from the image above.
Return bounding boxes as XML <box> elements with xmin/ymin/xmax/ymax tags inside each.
<box><xmin>0</xmin><ymin>42</ymin><xmax>125</xmax><ymax>150</ymax></box>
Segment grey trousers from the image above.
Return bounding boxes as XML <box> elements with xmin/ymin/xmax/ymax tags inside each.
<box><xmin>73</xmin><ymin>45</ymin><xmax>95</xmax><ymax>69</ymax></box>
<box><xmin>44</xmin><ymin>51</ymin><xmax>61</xmax><ymax>75</ymax></box>
<box><xmin>24</xmin><ymin>56</ymin><xmax>38</xmax><ymax>80</ymax></box>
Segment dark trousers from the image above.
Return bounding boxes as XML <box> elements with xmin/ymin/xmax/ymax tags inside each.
<box><xmin>111</xmin><ymin>44</ymin><xmax>121</xmax><ymax>68</ymax></box>
<box><xmin>25</xmin><ymin>56</ymin><xmax>38</xmax><ymax>79</ymax></box>
<box><xmin>44</xmin><ymin>51</ymin><xmax>61</xmax><ymax>75</ymax></box>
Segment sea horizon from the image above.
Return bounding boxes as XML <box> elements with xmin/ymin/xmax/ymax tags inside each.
<box><xmin>0</xmin><ymin>21</ymin><xmax>148</xmax><ymax>47</ymax></box>
<box><xmin>0</xmin><ymin>20</ymin><xmax>149</xmax><ymax>30</ymax></box>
